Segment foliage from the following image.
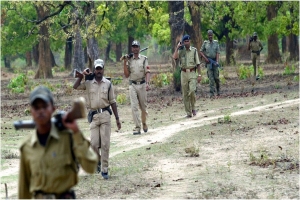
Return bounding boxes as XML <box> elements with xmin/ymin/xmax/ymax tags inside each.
<box><xmin>237</xmin><ymin>64</ymin><xmax>252</xmax><ymax>80</ymax></box>
<box><xmin>27</xmin><ymin>70</ymin><xmax>35</xmax><ymax>76</ymax></box>
<box><xmin>116</xmin><ymin>93</ymin><xmax>127</xmax><ymax>105</ymax></box>
<box><xmin>283</xmin><ymin>65</ymin><xmax>296</xmax><ymax>75</ymax></box>
<box><xmin>111</xmin><ymin>77</ymin><xmax>123</xmax><ymax>85</ymax></box>
<box><xmin>293</xmin><ymin>75</ymin><xmax>299</xmax><ymax>82</ymax></box>
<box><xmin>7</xmin><ymin>73</ymin><xmax>28</xmax><ymax>93</ymax></box>
<box><xmin>152</xmin><ymin>72</ymin><xmax>173</xmax><ymax>88</ymax></box>
<box><xmin>173</xmin><ymin>67</ymin><xmax>181</xmax><ymax>90</ymax></box>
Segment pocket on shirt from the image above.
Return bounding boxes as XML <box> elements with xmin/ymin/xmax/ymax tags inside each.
<box><xmin>101</xmin><ymin>88</ymin><xmax>108</xmax><ymax>100</ymax></box>
<box><xmin>88</xmin><ymin>89</ymin><xmax>97</xmax><ymax>100</ymax></box>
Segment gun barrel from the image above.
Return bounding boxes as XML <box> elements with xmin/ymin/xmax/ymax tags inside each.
<box><xmin>13</xmin><ymin>120</ymin><xmax>36</xmax><ymax>130</ymax></box>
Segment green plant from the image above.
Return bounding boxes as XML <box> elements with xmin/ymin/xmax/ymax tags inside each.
<box><xmin>283</xmin><ymin>65</ymin><xmax>296</xmax><ymax>75</ymax></box>
<box><xmin>223</xmin><ymin>114</ymin><xmax>231</xmax><ymax>123</ymax></box>
<box><xmin>111</xmin><ymin>76</ymin><xmax>123</xmax><ymax>85</ymax></box>
<box><xmin>152</xmin><ymin>72</ymin><xmax>173</xmax><ymax>87</ymax></box>
<box><xmin>7</xmin><ymin>73</ymin><xmax>28</xmax><ymax>93</ymax></box>
<box><xmin>116</xmin><ymin>93</ymin><xmax>127</xmax><ymax>105</ymax></box>
<box><xmin>201</xmin><ymin>76</ymin><xmax>209</xmax><ymax>84</ymax></box>
<box><xmin>173</xmin><ymin>67</ymin><xmax>181</xmax><ymax>91</ymax></box>
<box><xmin>258</xmin><ymin>67</ymin><xmax>264</xmax><ymax>79</ymax></box>
<box><xmin>237</xmin><ymin>64</ymin><xmax>251</xmax><ymax>80</ymax></box>
<box><xmin>293</xmin><ymin>75</ymin><xmax>299</xmax><ymax>82</ymax></box>
<box><xmin>27</xmin><ymin>70</ymin><xmax>35</xmax><ymax>76</ymax></box>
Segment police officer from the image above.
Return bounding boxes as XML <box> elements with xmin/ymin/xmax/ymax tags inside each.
<box><xmin>18</xmin><ymin>86</ymin><xmax>98</xmax><ymax>199</ymax></box>
<box><xmin>173</xmin><ymin>34</ymin><xmax>201</xmax><ymax>118</ymax></box>
<box><xmin>248</xmin><ymin>32</ymin><xmax>263</xmax><ymax>80</ymax></box>
<box><xmin>123</xmin><ymin>40</ymin><xmax>151</xmax><ymax>135</ymax></box>
<box><xmin>199</xmin><ymin>30</ymin><xmax>221</xmax><ymax>98</ymax></box>
<box><xmin>73</xmin><ymin>59</ymin><xmax>121</xmax><ymax>179</ymax></box>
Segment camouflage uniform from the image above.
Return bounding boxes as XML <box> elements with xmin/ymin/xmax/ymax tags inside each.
<box><xmin>177</xmin><ymin>46</ymin><xmax>200</xmax><ymax>116</ymax></box>
<box><xmin>200</xmin><ymin>40</ymin><xmax>220</xmax><ymax>96</ymax></box>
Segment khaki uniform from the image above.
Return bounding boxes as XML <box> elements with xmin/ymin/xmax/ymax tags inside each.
<box><xmin>76</xmin><ymin>77</ymin><xmax>115</xmax><ymax>173</ymax></box>
<box><xmin>200</xmin><ymin>40</ymin><xmax>220</xmax><ymax>96</ymax></box>
<box><xmin>178</xmin><ymin>46</ymin><xmax>200</xmax><ymax>116</ymax></box>
<box><xmin>126</xmin><ymin>54</ymin><xmax>150</xmax><ymax>132</ymax></box>
<box><xmin>18</xmin><ymin>122</ymin><xmax>98</xmax><ymax>199</ymax></box>
<box><xmin>249</xmin><ymin>40</ymin><xmax>263</xmax><ymax>77</ymax></box>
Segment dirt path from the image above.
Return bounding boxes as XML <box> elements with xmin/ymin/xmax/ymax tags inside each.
<box><xmin>2</xmin><ymin>98</ymin><xmax>298</xmax><ymax>199</ymax></box>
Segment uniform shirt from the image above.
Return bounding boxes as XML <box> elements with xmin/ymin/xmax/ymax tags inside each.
<box><xmin>76</xmin><ymin>77</ymin><xmax>116</xmax><ymax>110</ymax></box>
<box><xmin>18</xmin><ymin>122</ymin><xmax>98</xmax><ymax>199</ymax></box>
<box><xmin>249</xmin><ymin>40</ymin><xmax>263</xmax><ymax>52</ymax></box>
<box><xmin>126</xmin><ymin>54</ymin><xmax>150</xmax><ymax>82</ymax></box>
<box><xmin>177</xmin><ymin>46</ymin><xmax>200</xmax><ymax>69</ymax></box>
<box><xmin>200</xmin><ymin>40</ymin><xmax>220</xmax><ymax>59</ymax></box>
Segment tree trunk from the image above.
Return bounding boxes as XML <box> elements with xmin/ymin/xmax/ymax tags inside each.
<box><xmin>72</xmin><ymin>27</ymin><xmax>85</xmax><ymax>75</ymax></box>
<box><xmin>50</xmin><ymin>50</ymin><xmax>57</xmax><ymax>67</ymax></box>
<box><xmin>168</xmin><ymin>1</ymin><xmax>184</xmax><ymax>92</ymax></box>
<box><xmin>34</xmin><ymin>3</ymin><xmax>53</xmax><ymax>79</ymax></box>
<box><xmin>186</xmin><ymin>2</ymin><xmax>202</xmax><ymax>59</ymax></box>
<box><xmin>265</xmin><ymin>4</ymin><xmax>281</xmax><ymax>63</ymax></box>
<box><xmin>116</xmin><ymin>42</ymin><xmax>122</xmax><ymax>62</ymax></box>
<box><xmin>128</xmin><ymin>36</ymin><xmax>134</xmax><ymax>54</ymax></box>
<box><xmin>4</xmin><ymin>56</ymin><xmax>11</xmax><ymax>69</ymax></box>
<box><xmin>85</xmin><ymin>1</ymin><xmax>100</xmax><ymax>69</ymax></box>
<box><xmin>25</xmin><ymin>51</ymin><xmax>32</xmax><ymax>67</ymax></box>
<box><xmin>281</xmin><ymin>36</ymin><xmax>286</xmax><ymax>53</ymax></box>
<box><xmin>64</xmin><ymin>36</ymin><xmax>72</xmax><ymax>70</ymax></box>
<box><xmin>32</xmin><ymin>44</ymin><xmax>39</xmax><ymax>67</ymax></box>
<box><xmin>105</xmin><ymin>41</ymin><xmax>113</xmax><ymax>63</ymax></box>
<box><xmin>288</xmin><ymin>33</ymin><xmax>299</xmax><ymax>61</ymax></box>
<box><xmin>225</xmin><ymin>37</ymin><xmax>235</xmax><ymax>65</ymax></box>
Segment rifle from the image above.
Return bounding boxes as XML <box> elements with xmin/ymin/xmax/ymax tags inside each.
<box><xmin>13</xmin><ymin>97</ymin><xmax>87</xmax><ymax>130</ymax></box>
<box><xmin>120</xmin><ymin>46</ymin><xmax>149</xmax><ymax>61</ymax></box>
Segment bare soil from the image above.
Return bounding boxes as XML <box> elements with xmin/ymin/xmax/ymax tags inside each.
<box><xmin>1</xmin><ymin>60</ymin><xmax>299</xmax><ymax>199</ymax></box>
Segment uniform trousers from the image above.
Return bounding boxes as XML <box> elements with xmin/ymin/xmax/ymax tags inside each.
<box><xmin>90</xmin><ymin>111</ymin><xmax>111</xmax><ymax>173</ymax></box>
<box><xmin>129</xmin><ymin>83</ymin><xmax>148</xmax><ymax>131</ymax></box>
<box><xmin>181</xmin><ymin>70</ymin><xmax>197</xmax><ymax>116</ymax></box>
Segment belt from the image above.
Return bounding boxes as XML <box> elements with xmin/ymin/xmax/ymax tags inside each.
<box><xmin>91</xmin><ymin>107</ymin><xmax>108</xmax><ymax>114</ymax></box>
<box><xmin>181</xmin><ymin>68</ymin><xmax>195</xmax><ymax>72</ymax></box>
<box><xmin>131</xmin><ymin>80</ymin><xmax>145</xmax><ymax>85</ymax></box>
<box><xmin>34</xmin><ymin>190</ymin><xmax>76</xmax><ymax>199</ymax></box>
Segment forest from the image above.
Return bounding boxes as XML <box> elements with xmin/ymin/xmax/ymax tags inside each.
<box><xmin>1</xmin><ymin>1</ymin><xmax>299</xmax><ymax>79</ymax></box>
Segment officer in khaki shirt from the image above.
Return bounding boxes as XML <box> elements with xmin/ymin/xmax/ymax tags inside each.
<box><xmin>73</xmin><ymin>59</ymin><xmax>121</xmax><ymax>179</ymax></box>
<box><xmin>18</xmin><ymin>86</ymin><xmax>98</xmax><ymax>199</ymax></box>
<box><xmin>173</xmin><ymin>35</ymin><xmax>201</xmax><ymax>118</ymax></box>
<box><xmin>123</xmin><ymin>40</ymin><xmax>151</xmax><ymax>135</ymax></box>
<box><xmin>199</xmin><ymin>30</ymin><xmax>221</xmax><ymax>98</ymax></box>
<box><xmin>248</xmin><ymin>32</ymin><xmax>263</xmax><ymax>80</ymax></box>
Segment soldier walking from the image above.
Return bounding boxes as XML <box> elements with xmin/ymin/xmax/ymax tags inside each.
<box><xmin>199</xmin><ymin>30</ymin><xmax>221</xmax><ymax>98</ymax></box>
<box><xmin>18</xmin><ymin>86</ymin><xmax>98</xmax><ymax>199</ymax></box>
<box><xmin>73</xmin><ymin>59</ymin><xmax>121</xmax><ymax>179</ymax></box>
<box><xmin>173</xmin><ymin>35</ymin><xmax>201</xmax><ymax>118</ymax></box>
<box><xmin>248</xmin><ymin>32</ymin><xmax>263</xmax><ymax>81</ymax></box>
<box><xmin>123</xmin><ymin>40</ymin><xmax>151</xmax><ymax>135</ymax></box>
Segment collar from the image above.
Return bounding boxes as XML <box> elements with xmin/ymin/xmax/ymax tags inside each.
<box><xmin>132</xmin><ymin>54</ymin><xmax>141</xmax><ymax>59</ymax></box>
<box><xmin>185</xmin><ymin>46</ymin><xmax>192</xmax><ymax>51</ymax></box>
<box><xmin>30</xmin><ymin>122</ymin><xmax>59</xmax><ymax>147</ymax></box>
<box><xmin>92</xmin><ymin>77</ymin><xmax>104</xmax><ymax>84</ymax></box>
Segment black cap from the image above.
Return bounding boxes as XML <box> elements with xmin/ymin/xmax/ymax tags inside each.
<box><xmin>182</xmin><ymin>35</ymin><xmax>190</xmax><ymax>42</ymax></box>
<box><xmin>29</xmin><ymin>86</ymin><xmax>53</xmax><ymax>105</ymax></box>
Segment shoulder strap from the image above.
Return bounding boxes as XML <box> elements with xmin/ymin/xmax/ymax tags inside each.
<box><xmin>108</xmin><ymin>82</ymin><xmax>111</xmax><ymax>100</ymax></box>
<box><xmin>69</xmin><ymin>133</ymin><xmax>79</xmax><ymax>171</ymax></box>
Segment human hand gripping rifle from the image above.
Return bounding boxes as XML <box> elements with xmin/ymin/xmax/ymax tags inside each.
<box><xmin>13</xmin><ymin>97</ymin><xmax>87</xmax><ymax>131</ymax></box>
<box><xmin>120</xmin><ymin>46</ymin><xmax>149</xmax><ymax>61</ymax></box>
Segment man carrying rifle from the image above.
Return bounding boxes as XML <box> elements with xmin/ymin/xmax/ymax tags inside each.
<box><xmin>123</xmin><ymin>40</ymin><xmax>151</xmax><ymax>135</ymax></box>
<box><xmin>18</xmin><ymin>86</ymin><xmax>98</xmax><ymax>199</ymax></box>
<box><xmin>248</xmin><ymin>32</ymin><xmax>263</xmax><ymax>81</ymax></box>
<box><xmin>73</xmin><ymin>59</ymin><xmax>121</xmax><ymax>179</ymax></box>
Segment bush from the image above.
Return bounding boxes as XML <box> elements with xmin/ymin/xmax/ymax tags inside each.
<box><xmin>283</xmin><ymin>65</ymin><xmax>296</xmax><ymax>75</ymax></box>
<box><xmin>173</xmin><ymin>67</ymin><xmax>181</xmax><ymax>91</ymax></box>
<box><xmin>7</xmin><ymin>73</ymin><xmax>28</xmax><ymax>93</ymax></box>
<box><xmin>152</xmin><ymin>72</ymin><xmax>173</xmax><ymax>88</ymax></box>
<box><xmin>116</xmin><ymin>93</ymin><xmax>127</xmax><ymax>105</ymax></box>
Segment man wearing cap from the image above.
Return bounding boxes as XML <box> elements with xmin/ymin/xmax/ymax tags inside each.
<box><xmin>199</xmin><ymin>30</ymin><xmax>221</xmax><ymax>98</ymax></box>
<box><xmin>123</xmin><ymin>40</ymin><xmax>151</xmax><ymax>135</ymax></box>
<box><xmin>173</xmin><ymin>34</ymin><xmax>201</xmax><ymax>118</ymax></box>
<box><xmin>248</xmin><ymin>32</ymin><xmax>263</xmax><ymax>80</ymax></box>
<box><xmin>18</xmin><ymin>86</ymin><xmax>98</xmax><ymax>199</ymax></box>
<box><xmin>73</xmin><ymin>59</ymin><xmax>121</xmax><ymax>179</ymax></box>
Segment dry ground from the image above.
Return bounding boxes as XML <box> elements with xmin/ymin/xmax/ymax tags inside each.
<box><xmin>1</xmin><ymin>60</ymin><xmax>299</xmax><ymax>199</ymax></box>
